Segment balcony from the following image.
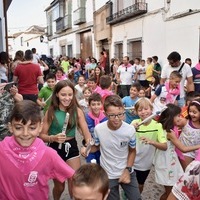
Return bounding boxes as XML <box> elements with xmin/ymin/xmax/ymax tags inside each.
<box><xmin>106</xmin><ymin>2</ymin><xmax>147</xmax><ymax>25</ymax></box>
<box><xmin>73</xmin><ymin>7</ymin><xmax>86</xmax><ymax>25</ymax></box>
<box><xmin>56</xmin><ymin>14</ymin><xmax>72</xmax><ymax>33</ymax></box>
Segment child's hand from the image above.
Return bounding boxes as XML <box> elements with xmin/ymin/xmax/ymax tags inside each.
<box><xmin>132</xmin><ymin>122</ymin><xmax>139</xmax><ymax>129</ymax></box>
<box><xmin>80</xmin><ymin>146</ymin><xmax>87</xmax><ymax>157</ymax></box>
<box><xmin>118</xmin><ymin>169</ymin><xmax>131</xmax><ymax>184</ymax></box>
<box><xmin>40</xmin><ymin>102</ymin><xmax>46</xmax><ymax>108</ymax></box>
<box><xmin>54</xmin><ymin>133</ymin><xmax>66</xmax><ymax>144</ymax></box>
<box><xmin>139</xmin><ymin>136</ymin><xmax>154</xmax><ymax>145</ymax></box>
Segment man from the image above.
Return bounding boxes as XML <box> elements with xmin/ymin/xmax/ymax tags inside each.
<box><xmin>13</xmin><ymin>49</ymin><xmax>44</xmax><ymax>102</ymax></box>
<box><xmin>32</xmin><ymin>48</ymin><xmax>40</xmax><ymax>64</ymax></box>
<box><xmin>161</xmin><ymin>51</ymin><xmax>194</xmax><ymax>107</ymax></box>
<box><xmin>116</xmin><ymin>56</ymin><xmax>136</xmax><ymax>98</ymax></box>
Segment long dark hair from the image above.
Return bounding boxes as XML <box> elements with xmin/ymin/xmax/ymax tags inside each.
<box><xmin>47</xmin><ymin>80</ymin><xmax>80</xmax><ymax>128</ymax></box>
<box><xmin>158</xmin><ymin>103</ymin><xmax>181</xmax><ymax>132</ymax></box>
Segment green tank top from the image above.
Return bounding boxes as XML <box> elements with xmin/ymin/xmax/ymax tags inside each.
<box><xmin>49</xmin><ymin>109</ymin><xmax>76</xmax><ymax>137</ymax></box>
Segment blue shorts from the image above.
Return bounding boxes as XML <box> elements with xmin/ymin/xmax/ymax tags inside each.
<box><xmin>86</xmin><ymin>150</ymin><xmax>100</xmax><ymax>164</ymax></box>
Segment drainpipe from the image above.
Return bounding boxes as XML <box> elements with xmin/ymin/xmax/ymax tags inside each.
<box><xmin>3</xmin><ymin>0</ymin><xmax>9</xmax><ymax>54</ymax></box>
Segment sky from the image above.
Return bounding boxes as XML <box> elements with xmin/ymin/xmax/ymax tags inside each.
<box><xmin>7</xmin><ymin>0</ymin><xmax>52</xmax><ymax>34</ymax></box>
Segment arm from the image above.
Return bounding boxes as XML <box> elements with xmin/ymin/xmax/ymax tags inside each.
<box><xmin>160</xmin><ymin>78</ymin><xmax>166</xmax><ymax>85</ymax></box>
<box><xmin>37</xmin><ymin>76</ymin><xmax>44</xmax><ymax>84</ymax></box>
<box><xmin>39</xmin><ymin>111</ymin><xmax>66</xmax><ymax>143</ymax></box>
<box><xmin>41</xmin><ymin>60</ymin><xmax>49</xmax><ymax>71</ymax></box>
<box><xmin>150</xmin><ymin>94</ymin><xmax>157</xmax><ymax>103</ymax></box>
<box><xmin>140</xmin><ymin>136</ymin><xmax>167</xmax><ymax>150</ymax></box>
<box><xmin>36</xmin><ymin>97</ymin><xmax>46</xmax><ymax>108</ymax></box>
<box><xmin>13</xmin><ymin>75</ymin><xmax>18</xmax><ymax>83</ymax></box>
<box><xmin>119</xmin><ymin>147</ymin><xmax>136</xmax><ymax>184</ymax></box>
<box><xmin>167</xmin><ymin>131</ymin><xmax>200</xmax><ymax>153</ymax></box>
<box><xmin>186</xmin><ymin>76</ymin><xmax>194</xmax><ymax>92</ymax></box>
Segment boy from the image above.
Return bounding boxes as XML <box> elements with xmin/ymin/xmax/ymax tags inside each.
<box><xmin>0</xmin><ymin>100</ymin><xmax>74</xmax><ymax>199</ymax></box>
<box><xmin>151</xmin><ymin>71</ymin><xmax>182</xmax><ymax>114</ymax></box>
<box><xmin>87</xmin><ymin>76</ymin><xmax>101</xmax><ymax>93</ymax></box>
<box><xmin>37</xmin><ymin>72</ymin><xmax>56</xmax><ymax>113</ymax></box>
<box><xmin>122</xmin><ymin>82</ymin><xmax>140</xmax><ymax>124</ymax></box>
<box><xmin>72</xmin><ymin>163</ymin><xmax>109</xmax><ymax>200</ymax></box>
<box><xmin>93</xmin><ymin>95</ymin><xmax>141</xmax><ymax>200</ymax></box>
<box><xmin>85</xmin><ymin>93</ymin><xmax>107</xmax><ymax>163</ymax></box>
<box><xmin>98</xmin><ymin>75</ymin><xmax>113</xmax><ymax>100</ymax></box>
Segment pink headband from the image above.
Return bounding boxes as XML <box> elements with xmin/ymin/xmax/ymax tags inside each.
<box><xmin>192</xmin><ymin>100</ymin><xmax>200</xmax><ymax>106</ymax></box>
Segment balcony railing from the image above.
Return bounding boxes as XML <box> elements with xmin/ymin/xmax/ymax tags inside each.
<box><xmin>73</xmin><ymin>7</ymin><xmax>86</xmax><ymax>25</ymax></box>
<box><xmin>106</xmin><ymin>2</ymin><xmax>147</xmax><ymax>25</ymax></box>
<box><xmin>56</xmin><ymin>14</ymin><xmax>72</xmax><ymax>33</ymax></box>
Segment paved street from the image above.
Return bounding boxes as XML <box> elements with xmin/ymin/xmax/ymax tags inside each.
<box><xmin>48</xmin><ymin>133</ymin><xmax>165</xmax><ymax>200</ymax></box>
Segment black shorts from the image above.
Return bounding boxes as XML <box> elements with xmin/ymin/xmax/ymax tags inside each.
<box><xmin>49</xmin><ymin>138</ymin><xmax>79</xmax><ymax>161</ymax></box>
<box><xmin>134</xmin><ymin>169</ymin><xmax>150</xmax><ymax>185</ymax></box>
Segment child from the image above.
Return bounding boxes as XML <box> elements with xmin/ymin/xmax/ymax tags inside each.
<box><xmin>85</xmin><ymin>93</ymin><xmax>107</xmax><ymax>164</ymax></box>
<box><xmin>146</xmin><ymin>74</ymin><xmax>160</xmax><ymax>98</ymax></box>
<box><xmin>151</xmin><ymin>71</ymin><xmax>182</xmax><ymax>114</ymax></box>
<box><xmin>138</xmin><ymin>87</ymin><xmax>146</xmax><ymax>98</ymax></box>
<box><xmin>98</xmin><ymin>75</ymin><xmax>113</xmax><ymax>101</ymax></box>
<box><xmin>55</xmin><ymin>67</ymin><xmax>67</xmax><ymax>81</ymax></box>
<box><xmin>39</xmin><ymin>80</ymin><xmax>91</xmax><ymax>199</ymax></box>
<box><xmin>122</xmin><ymin>82</ymin><xmax>140</xmax><ymax>124</ymax></box>
<box><xmin>72</xmin><ymin>163</ymin><xmax>109</xmax><ymax>200</ymax></box>
<box><xmin>179</xmin><ymin>99</ymin><xmax>200</xmax><ymax>168</ymax></box>
<box><xmin>154</xmin><ymin>104</ymin><xmax>200</xmax><ymax>200</ymax></box>
<box><xmin>0</xmin><ymin>100</ymin><xmax>74</xmax><ymax>199</ymax></box>
<box><xmin>87</xmin><ymin>76</ymin><xmax>101</xmax><ymax>93</ymax></box>
<box><xmin>37</xmin><ymin>72</ymin><xmax>56</xmax><ymax>113</ymax></box>
<box><xmin>75</xmin><ymin>75</ymin><xmax>86</xmax><ymax>101</ymax></box>
<box><xmin>145</xmin><ymin>57</ymin><xmax>153</xmax><ymax>83</ymax></box>
<box><xmin>79</xmin><ymin>87</ymin><xmax>92</xmax><ymax>115</ymax></box>
<box><xmin>93</xmin><ymin>95</ymin><xmax>141</xmax><ymax>200</ymax></box>
<box><xmin>131</xmin><ymin>97</ymin><xmax>167</xmax><ymax>193</ymax></box>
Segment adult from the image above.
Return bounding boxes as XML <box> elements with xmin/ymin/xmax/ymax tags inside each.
<box><xmin>160</xmin><ymin>51</ymin><xmax>194</xmax><ymax>107</ymax></box>
<box><xmin>11</xmin><ymin>50</ymin><xmax>24</xmax><ymax>75</ymax></box>
<box><xmin>32</xmin><ymin>48</ymin><xmax>40</xmax><ymax>64</ymax></box>
<box><xmin>116</xmin><ymin>56</ymin><xmax>136</xmax><ymax>98</ymax></box>
<box><xmin>0</xmin><ymin>83</ymin><xmax>23</xmax><ymax>140</ymax></box>
<box><xmin>0</xmin><ymin>51</ymin><xmax>9</xmax><ymax>83</ymax></box>
<box><xmin>13</xmin><ymin>49</ymin><xmax>44</xmax><ymax>102</ymax></box>
<box><xmin>152</xmin><ymin>56</ymin><xmax>161</xmax><ymax>76</ymax></box>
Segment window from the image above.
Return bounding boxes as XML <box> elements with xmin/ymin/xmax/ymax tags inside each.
<box><xmin>114</xmin><ymin>43</ymin><xmax>123</xmax><ymax>62</ymax></box>
<box><xmin>127</xmin><ymin>40</ymin><xmax>142</xmax><ymax>60</ymax></box>
<box><xmin>61</xmin><ymin>45</ymin><xmax>66</xmax><ymax>56</ymax></box>
<box><xmin>67</xmin><ymin>44</ymin><xmax>73</xmax><ymax>58</ymax></box>
<box><xmin>50</xmin><ymin>48</ymin><xmax>53</xmax><ymax>57</ymax></box>
<box><xmin>20</xmin><ymin>37</ymin><xmax>23</xmax><ymax>46</ymax></box>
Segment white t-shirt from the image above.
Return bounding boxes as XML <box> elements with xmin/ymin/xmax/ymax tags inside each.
<box><xmin>117</xmin><ymin>64</ymin><xmax>135</xmax><ymax>85</ymax></box>
<box><xmin>136</xmin><ymin>65</ymin><xmax>146</xmax><ymax>81</ymax></box>
<box><xmin>32</xmin><ymin>54</ymin><xmax>40</xmax><ymax>64</ymax></box>
<box><xmin>94</xmin><ymin>121</ymin><xmax>136</xmax><ymax>179</ymax></box>
<box><xmin>161</xmin><ymin>62</ymin><xmax>193</xmax><ymax>98</ymax></box>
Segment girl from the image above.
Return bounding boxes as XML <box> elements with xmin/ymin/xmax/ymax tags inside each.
<box><xmin>79</xmin><ymin>87</ymin><xmax>92</xmax><ymax>115</ymax></box>
<box><xmin>179</xmin><ymin>99</ymin><xmax>200</xmax><ymax>169</ymax></box>
<box><xmin>146</xmin><ymin>74</ymin><xmax>160</xmax><ymax>98</ymax></box>
<box><xmin>55</xmin><ymin>67</ymin><xmax>67</xmax><ymax>81</ymax></box>
<box><xmin>75</xmin><ymin>75</ymin><xmax>86</xmax><ymax>102</ymax></box>
<box><xmin>154</xmin><ymin>104</ymin><xmax>200</xmax><ymax>200</ymax></box>
<box><xmin>39</xmin><ymin>80</ymin><xmax>91</xmax><ymax>200</ymax></box>
<box><xmin>131</xmin><ymin>97</ymin><xmax>167</xmax><ymax>193</ymax></box>
<box><xmin>93</xmin><ymin>66</ymin><xmax>103</xmax><ymax>86</ymax></box>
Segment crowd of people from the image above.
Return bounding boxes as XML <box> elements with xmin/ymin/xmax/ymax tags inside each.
<box><xmin>0</xmin><ymin>48</ymin><xmax>200</xmax><ymax>200</ymax></box>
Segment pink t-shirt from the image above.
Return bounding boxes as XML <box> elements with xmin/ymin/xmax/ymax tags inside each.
<box><xmin>0</xmin><ymin>137</ymin><xmax>74</xmax><ymax>200</ymax></box>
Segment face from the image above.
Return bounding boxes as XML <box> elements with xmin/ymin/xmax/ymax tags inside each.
<box><xmin>9</xmin><ymin>120</ymin><xmax>42</xmax><ymax>147</ymax></box>
<box><xmin>56</xmin><ymin>86</ymin><xmax>73</xmax><ymax>110</ymax></box>
<box><xmin>138</xmin><ymin>90</ymin><xmax>145</xmax><ymax>98</ymax></box>
<box><xmin>189</xmin><ymin>105</ymin><xmax>200</xmax><ymax>123</ymax></box>
<box><xmin>137</xmin><ymin>105</ymin><xmax>152</xmax><ymax>121</ymax></box>
<box><xmin>151</xmin><ymin>77</ymin><xmax>155</xmax><ymax>83</ymax></box>
<box><xmin>78</xmin><ymin>77</ymin><xmax>85</xmax><ymax>86</ymax></box>
<box><xmin>140</xmin><ymin>61</ymin><xmax>145</xmax><ymax>67</ymax></box>
<box><xmin>173</xmin><ymin>114</ymin><xmax>187</xmax><ymax>128</ymax></box>
<box><xmin>105</xmin><ymin>106</ymin><xmax>125</xmax><ymax>130</ymax></box>
<box><xmin>123</xmin><ymin>57</ymin><xmax>129</xmax><ymax>66</ymax></box>
<box><xmin>83</xmin><ymin>90</ymin><xmax>92</xmax><ymax>100</ymax></box>
<box><xmin>130</xmin><ymin>87</ymin><xmax>139</xmax><ymax>99</ymax></box>
<box><xmin>72</xmin><ymin>185</ymin><xmax>107</xmax><ymax>200</ymax></box>
<box><xmin>168</xmin><ymin>60</ymin><xmax>180</xmax><ymax>67</ymax></box>
<box><xmin>87</xmin><ymin>81</ymin><xmax>96</xmax><ymax>90</ymax></box>
<box><xmin>47</xmin><ymin>78</ymin><xmax>56</xmax><ymax>89</ymax></box>
<box><xmin>169</xmin><ymin>77</ymin><xmax>181</xmax><ymax>89</ymax></box>
<box><xmin>56</xmin><ymin>70</ymin><xmax>63</xmax><ymax>78</ymax></box>
<box><xmin>95</xmin><ymin>68</ymin><xmax>101</xmax><ymax>76</ymax></box>
<box><xmin>90</xmin><ymin>101</ymin><xmax>102</xmax><ymax>116</ymax></box>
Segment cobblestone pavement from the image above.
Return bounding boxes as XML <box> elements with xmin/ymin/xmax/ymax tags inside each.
<box><xmin>49</xmin><ymin>134</ymin><xmax>165</xmax><ymax>200</ymax></box>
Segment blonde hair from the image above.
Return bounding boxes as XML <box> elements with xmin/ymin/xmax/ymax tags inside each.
<box><xmin>134</xmin><ymin>97</ymin><xmax>153</xmax><ymax>113</ymax></box>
